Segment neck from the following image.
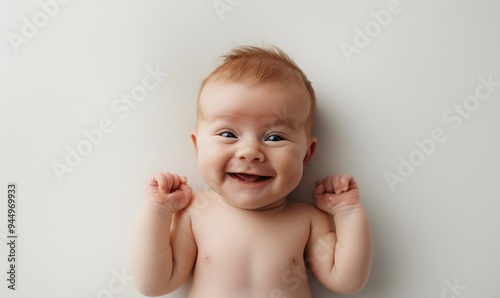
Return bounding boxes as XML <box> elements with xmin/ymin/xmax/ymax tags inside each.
<box><xmin>254</xmin><ymin>198</ymin><xmax>287</xmax><ymax>211</ymax></box>
<box><xmin>214</xmin><ymin>192</ymin><xmax>288</xmax><ymax>214</ymax></box>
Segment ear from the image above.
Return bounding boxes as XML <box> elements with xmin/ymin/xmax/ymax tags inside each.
<box><xmin>190</xmin><ymin>131</ymin><xmax>198</xmax><ymax>154</ymax></box>
<box><xmin>303</xmin><ymin>137</ymin><xmax>317</xmax><ymax>167</ymax></box>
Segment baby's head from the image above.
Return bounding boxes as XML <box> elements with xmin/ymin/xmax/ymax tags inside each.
<box><xmin>191</xmin><ymin>45</ymin><xmax>317</xmax><ymax>210</ymax></box>
<box><xmin>195</xmin><ymin>45</ymin><xmax>316</xmax><ymax>139</ymax></box>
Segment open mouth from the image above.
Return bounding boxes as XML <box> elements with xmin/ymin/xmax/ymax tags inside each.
<box><xmin>228</xmin><ymin>173</ymin><xmax>272</xmax><ymax>183</ymax></box>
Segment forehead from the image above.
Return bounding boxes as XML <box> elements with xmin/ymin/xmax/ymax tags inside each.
<box><xmin>198</xmin><ymin>81</ymin><xmax>308</xmax><ymax>125</ymax></box>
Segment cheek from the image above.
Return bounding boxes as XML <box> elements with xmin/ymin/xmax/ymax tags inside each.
<box><xmin>197</xmin><ymin>141</ymin><xmax>229</xmax><ymax>172</ymax></box>
<box><xmin>273</xmin><ymin>148</ymin><xmax>304</xmax><ymax>183</ymax></box>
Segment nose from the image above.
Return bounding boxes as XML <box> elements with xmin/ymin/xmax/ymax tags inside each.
<box><xmin>235</xmin><ymin>140</ymin><xmax>265</xmax><ymax>162</ymax></box>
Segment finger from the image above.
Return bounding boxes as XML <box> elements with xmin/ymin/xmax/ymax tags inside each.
<box><xmin>315</xmin><ymin>179</ymin><xmax>323</xmax><ymax>187</ymax></box>
<box><xmin>348</xmin><ymin>176</ymin><xmax>359</xmax><ymax>191</ymax></box>
<box><xmin>167</xmin><ymin>183</ymin><xmax>191</xmax><ymax>199</ymax></box>
<box><xmin>312</xmin><ymin>184</ymin><xmax>325</xmax><ymax>200</ymax></box>
<box><xmin>181</xmin><ymin>176</ymin><xmax>188</xmax><ymax>184</ymax></box>
<box><xmin>167</xmin><ymin>184</ymin><xmax>192</xmax><ymax>212</ymax></box>
<box><xmin>312</xmin><ymin>185</ymin><xmax>329</xmax><ymax>209</ymax></box>
<box><xmin>148</xmin><ymin>173</ymin><xmax>160</xmax><ymax>188</ymax></box>
<box><xmin>340</xmin><ymin>174</ymin><xmax>353</xmax><ymax>192</ymax></box>
<box><xmin>170</xmin><ymin>174</ymin><xmax>182</xmax><ymax>192</ymax></box>
<box><xmin>180</xmin><ymin>183</ymin><xmax>192</xmax><ymax>200</ymax></box>
<box><xmin>323</xmin><ymin>176</ymin><xmax>335</xmax><ymax>194</ymax></box>
<box><xmin>153</xmin><ymin>173</ymin><xmax>168</xmax><ymax>193</ymax></box>
<box><xmin>164</xmin><ymin>173</ymin><xmax>175</xmax><ymax>193</ymax></box>
<box><xmin>333</xmin><ymin>174</ymin><xmax>342</xmax><ymax>194</ymax></box>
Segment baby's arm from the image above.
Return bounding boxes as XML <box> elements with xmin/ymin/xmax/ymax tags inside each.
<box><xmin>133</xmin><ymin>172</ymin><xmax>197</xmax><ymax>296</ymax></box>
<box><xmin>306</xmin><ymin>174</ymin><xmax>372</xmax><ymax>294</ymax></box>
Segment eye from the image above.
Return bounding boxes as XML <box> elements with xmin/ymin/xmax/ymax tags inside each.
<box><xmin>220</xmin><ymin>131</ymin><xmax>237</xmax><ymax>138</ymax></box>
<box><xmin>266</xmin><ymin>135</ymin><xmax>284</xmax><ymax>142</ymax></box>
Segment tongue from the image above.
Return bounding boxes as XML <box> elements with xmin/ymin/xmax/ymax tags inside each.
<box><xmin>234</xmin><ymin>173</ymin><xmax>261</xmax><ymax>182</ymax></box>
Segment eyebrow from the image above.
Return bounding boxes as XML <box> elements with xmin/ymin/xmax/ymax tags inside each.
<box><xmin>267</xmin><ymin>113</ymin><xmax>301</xmax><ymax>129</ymax></box>
<box><xmin>205</xmin><ymin>113</ymin><xmax>301</xmax><ymax>130</ymax></box>
<box><xmin>205</xmin><ymin>114</ymin><xmax>238</xmax><ymax>123</ymax></box>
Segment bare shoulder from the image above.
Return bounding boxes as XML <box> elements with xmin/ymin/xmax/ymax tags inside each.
<box><xmin>170</xmin><ymin>191</ymin><xmax>210</xmax><ymax>227</ymax></box>
<box><xmin>287</xmin><ymin>200</ymin><xmax>330</xmax><ymax>219</ymax></box>
<box><xmin>287</xmin><ymin>201</ymin><xmax>333</xmax><ymax>238</ymax></box>
<box><xmin>285</xmin><ymin>201</ymin><xmax>330</xmax><ymax>230</ymax></box>
<box><xmin>182</xmin><ymin>190</ymin><xmax>217</xmax><ymax>218</ymax></box>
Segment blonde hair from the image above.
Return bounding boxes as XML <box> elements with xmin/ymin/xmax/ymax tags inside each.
<box><xmin>196</xmin><ymin>45</ymin><xmax>316</xmax><ymax>137</ymax></box>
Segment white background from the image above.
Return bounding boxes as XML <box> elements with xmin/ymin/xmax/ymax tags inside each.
<box><xmin>1</xmin><ymin>0</ymin><xmax>500</xmax><ymax>297</ymax></box>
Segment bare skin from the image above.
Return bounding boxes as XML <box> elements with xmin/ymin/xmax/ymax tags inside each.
<box><xmin>188</xmin><ymin>191</ymin><xmax>313</xmax><ymax>298</ymax></box>
<box><xmin>133</xmin><ymin>173</ymin><xmax>371</xmax><ymax>298</ymax></box>
<box><xmin>133</xmin><ymin>82</ymin><xmax>372</xmax><ymax>297</ymax></box>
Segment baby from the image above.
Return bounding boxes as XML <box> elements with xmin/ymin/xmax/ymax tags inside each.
<box><xmin>133</xmin><ymin>46</ymin><xmax>372</xmax><ymax>298</ymax></box>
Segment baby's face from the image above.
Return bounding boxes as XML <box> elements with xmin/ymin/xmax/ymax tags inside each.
<box><xmin>191</xmin><ymin>81</ymin><xmax>316</xmax><ymax>210</ymax></box>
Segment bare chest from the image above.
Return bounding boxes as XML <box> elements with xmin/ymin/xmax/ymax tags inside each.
<box><xmin>189</xmin><ymin>205</ymin><xmax>312</xmax><ymax>297</ymax></box>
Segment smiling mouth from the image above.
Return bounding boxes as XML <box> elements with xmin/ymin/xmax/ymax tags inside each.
<box><xmin>228</xmin><ymin>173</ymin><xmax>273</xmax><ymax>183</ymax></box>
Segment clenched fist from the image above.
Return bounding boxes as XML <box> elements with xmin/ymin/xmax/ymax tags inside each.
<box><xmin>313</xmin><ymin>174</ymin><xmax>362</xmax><ymax>215</ymax></box>
<box><xmin>145</xmin><ymin>172</ymin><xmax>192</xmax><ymax>215</ymax></box>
